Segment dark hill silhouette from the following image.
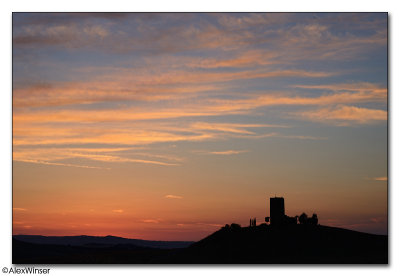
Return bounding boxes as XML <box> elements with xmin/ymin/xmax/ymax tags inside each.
<box><xmin>168</xmin><ymin>224</ymin><xmax>388</xmax><ymax>264</ymax></box>
<box><xmin>12</xmin><ymin>238</ymin><xmax>175</xmax><ymax>264</ymax></box>
<box><xmin>13</xmin><ymin>235</ymin><xmax>193</xmax><ymax>249</ymax></box>
<box><xmin>13</xmin><ymin>224</ymin><xmax>388</xmax><ymax>264</ymax></box>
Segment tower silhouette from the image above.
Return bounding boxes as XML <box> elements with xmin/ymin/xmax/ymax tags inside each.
<box><xmin>270</xmin><ymin>197</ymin><xmax>285</xmax><ymax>225</ymax></box>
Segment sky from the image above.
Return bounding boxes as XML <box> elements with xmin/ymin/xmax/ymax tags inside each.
<box><xmin>12</xmin><ymin>13</ymin><xmax>387</xmax><ymax>241</ymax></box>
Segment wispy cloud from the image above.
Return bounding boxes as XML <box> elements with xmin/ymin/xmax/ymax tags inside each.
<box><xmin>142</xmin><ymin>219</ymin><xmax>160</xmax><ymax>223</ymax></box>
<box><xmin>112</xmin><ymin>209</ymin><xmax>124</xmax><ymax>213</ymax></box>
<box><xmin>207</xmin><ymin>150</ymin><xmax>248</xmax><ymax>155</ymax></box>
<box><xmin>13</xmin><ymin>208</ymin><xmax>27</xmax><ymax>211</ymax></box>
<box><xmin>210</xmin><ymin>88</ymin><xmax>386</xmax><ymax>113</ymax></box>
<box><xmin>12</xmin><ymin>120</ymin><xmax>289</xmax><ymax>170</ymax></box>
<box><xmin>13</xmin><ymin>68</ymin><xmax>334</xmax><ymax>110</ymax></box>
<box><xmin>13</xmin><ymin>81</ymin><xmax>221</xmax><ymax>108</ymax></box>
<box><xmin>165</xmin><ymin>195</ymin><xmax>183</xmax><ymax>199</ymax></box>
<box><xmin>13</xmin><ymin>82</ymin><xmax>387</xmax><ymax>127</ymax></box>
<box><xmin>13</xmin><ymin>146</ymin><xmax>182</xmax><ymax>169</ymax></box>
<box><xmin>12</xmin><ymin>85</ymin><xmax>386</xmax><ymax>170</ymax></box>
<box><xmin>13</xmin><ymin>124</ymin><xmax>216</xmax><ymax>146</ymax></box>
<box><xmin>69</xmin><ymin>153</ymin><xmax>179</xmax><ymax>166</ymax></box>
<box><xmin>292</xmin><ymin>82</ymin><xmax>387</xmax><ymax>95</ymax></box>
<box><xmin>14</xmin><ymin>159</ymin><xmax>109</xmax><ymax>169</ymax></box>
<box><xmin>296</xmin><ymin>105</ymin><xmax>387</xmax><ymax>125</ymax></box>
<box><xmin>277</xmin><ymin>135</ymin><xmax>328</xmax><ymax>140</ymax></box>
<box><xmin>13</xmin><ymin>120</ymin><xmax>287</xmax><ymax>149</ymax></box>
<box><xmin>373</xmin><ymin>176</ymin><xmax>387</xmax><ymax>181</ymax></box>
<box><xmin>191</xmin><ymin>122</ymin><xmax>288</xmax><ymax>135</ymax></box>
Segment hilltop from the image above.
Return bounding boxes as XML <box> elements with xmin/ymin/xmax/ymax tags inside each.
<box><xmin>167</xmin><ymin>223</ymin><xmax>388</xmax><ymax>263</ymax></box>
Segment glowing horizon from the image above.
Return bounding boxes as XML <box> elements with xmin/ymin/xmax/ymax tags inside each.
<box><xmin>13</xmin><ymin>13</ymin><xmax>387</xmax><ymax>241</ymax></box>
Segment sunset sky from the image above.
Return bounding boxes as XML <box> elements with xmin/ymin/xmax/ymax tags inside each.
<box><xmin>12</xmin><ymin>13</ymin><xmax>387</xmax><ymax>241</ymax></box>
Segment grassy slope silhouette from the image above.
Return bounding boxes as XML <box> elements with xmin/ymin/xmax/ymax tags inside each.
<box><xmin>13</xmin><ymin>224</ymin><xmax>388</xmax><ymax>264</ymax></box>
<box><xmin>13</xmin><ymin>235</ymin><xmax>193</xmax><ymax>249</ymax></box>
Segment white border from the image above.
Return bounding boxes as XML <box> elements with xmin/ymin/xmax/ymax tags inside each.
<box><xmin>1</xmin><ymin>1</ymin><xmax>398</xmax><ymax>275</ymax></box>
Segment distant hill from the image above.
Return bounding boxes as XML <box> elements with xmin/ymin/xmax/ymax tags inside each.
<box><xmin>13</xmin><ymin>224</ymin><xmax>388</xmax><ymax>264</ymax></box>
<box><xmin>12</xmin><ymin>238</ymin><xmax>175</xmax><ymax>264</ymax></box>
<box><xmin>13</xmin><ymin>235</ymin><xmax>193</xmax><ymax>249</ymax></box>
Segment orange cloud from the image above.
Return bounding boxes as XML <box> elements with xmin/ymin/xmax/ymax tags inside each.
<box><xmin>297</xmin><ymin>105</ymin><xmax>387</xmax><ymax>125</ymax></box>
<box><xmin>13</xmin><ymin>125</ymin><xmax>216</xmax><ymax>146</ymax></box>
<box><xmin>191</xmin><ymin>122</ymin><xmax>287</xmax><ymax>135</ymax></box>
<box><xmin>165</xmin><ymin>195</ymin><xmax>183</xmax><ymax>199</ymax></box>
<box><xmin>211</xmin><ymin>89</ymin><xmax>386</xmax><ymax>113</ymax></box>
<box><xmin>72</xmin><ymin>153</ymin><xmax>179</xmax><ymax>166</ymax></box>
<box><xmin>14</xmin><ymin>82</ymin><xmax>386</xmax><ymax>126</ymax></box>
<box><xmin>207</xmin><ymin>150</ymin><xmax>248</xmax><ymax>155</ymax></box>
<box><xmin>12</xmin><ymin>83</ymin><xmax>386</xmax><ymax>170</ymax></box>
<box><xmin>13</xmin><ymin>82</ymin><xmax>220</xmax><ymax>108</ymax></box>
<box><xmin>13</xmin><ymin>67</ymin><xmax>334</xmax><ymax>109</ymax></box>
<box><xmin>13</xmin><ymin>147</ymin><xmax>181</xmax><ymax>168</ymax></box>
<box><xmin>12</xmin><ymin>121</ymin><xmax>287</xmax><ymax>169</ymax></box>
<box><xmin>184</xmin><ymin>50</ymin><xmax>282</xmax><ymax>69</ymax></box>
<box><xmin>13</xmin><ymin>108</ymin><xmax>225</xmax><ymax>124</ymax></box>
<box><xmin>13</xmin><ymin>208</ymin><xmax>27</xmax><ymax>211</ymax></box>
<box><xmin>373</xmin><ymin>177</ymin><xmax>387</xmax><ymax>181</ymax></box>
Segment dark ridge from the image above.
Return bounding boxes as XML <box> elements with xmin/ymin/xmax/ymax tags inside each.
<box><xmin>12</xmin><ymin>238</ymin><xmax>175</xmax><ymax>264</ymax></box>
<box><xmin>13</xmin><ymin>224</ymin><xmax>388</xmax><ymax>264</ymax></box>
<box><xmin>13</xmin><ymin>235</ymin><xmax>194</xmax><ymax>249</ymax></box>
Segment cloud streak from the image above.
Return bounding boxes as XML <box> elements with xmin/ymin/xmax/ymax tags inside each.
<box><xmin>209</xmin><ymin>150</ymin><xmax>246</xmax><ymax>155</ymax></box>
<box><xmin>165</xmin><ymin>195</ymin><xmax>183</xmax><ymax>199</ymax></box>
<box><xmin>142</xmin><ymin>219</ymin><xmax>160</xmax><ymax>223</ymax></box>
<box><xmin>13</xmin><ymin>146</ymin><xmax>181</xmax><ymax>168</ymax></box>
<box><xmin>205</xmin><ymin>150</ymin><xmax>248</xmax><ymax>155</ymax></box>
<box><xmin>13</xmin><ymin>208</ymin><xmax>27</xmax><ymax>211</ymax></box>
<box><xmin>15</xmin><ymin>159</ymin><xmax>109</xmax><ymax>170</ymax></box>
<box><xmin>297</xmin><ymin>105</ymin><xmax>387</xmax><ymax>125</ymax></box>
